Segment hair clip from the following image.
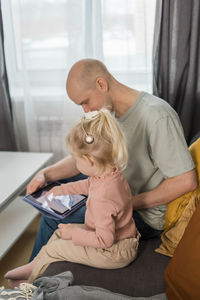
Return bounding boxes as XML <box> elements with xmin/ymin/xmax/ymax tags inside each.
<box><xmin>84</xmin><ymin>111</ymin><xmax>99</xmax><ymax>120</ymax></box>
<box><xmin>85</xmin><ymin>135</ymin><xmax>94</xmax><ymax>144</ymax></box>
<box><xmin>82</xmin><ymin>124</ymin><xmax>94</xmax><ymax>144</ymax></box>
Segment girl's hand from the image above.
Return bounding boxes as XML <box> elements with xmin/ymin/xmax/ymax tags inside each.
<box><xmin>58</xmin><ymin>224</ymin><xmax>74</xmax><ymax>240</ymax></box>
<box><xmin>45</xmin><ymin>186</ymin><xmax>64</xmax><ymax>197</ymax></box>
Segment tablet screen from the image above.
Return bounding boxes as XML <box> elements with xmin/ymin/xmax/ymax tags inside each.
<box><xmin>37</xmin><ymin>193</ymin><xmax>86</xmax><ymax>214</ymax></box>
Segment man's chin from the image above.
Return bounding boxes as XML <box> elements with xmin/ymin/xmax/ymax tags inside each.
<box><xmin>103</xmin><ymin>104</ymin><xmax>113</xmax><ymax>112</ymax></box>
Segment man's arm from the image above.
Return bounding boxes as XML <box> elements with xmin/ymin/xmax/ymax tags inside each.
<box><xmin>133</xmin><ymin>169</ymin><xmax>198</xmax><ymax>210</ymax></box>
<box><xmin>26</xmin><ymin>155</ymin><xmax>79</xmax><ymax>194</ymax></box>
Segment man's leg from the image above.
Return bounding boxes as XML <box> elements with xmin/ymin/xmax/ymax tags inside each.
<box><xmin>133</xmin><ymin>211</ymin><xmax>162</xmax><ymax>240</ymax></box>
<box><xmin>29</xmin><ymin>174</ymin><xmax>87</xmax><ymax>261</ymax></box>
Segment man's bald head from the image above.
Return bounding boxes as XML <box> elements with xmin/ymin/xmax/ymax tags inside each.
<box><xmin>66</xmin><ymin>59</ymin><xmax>112</xmax><ymax>96</ymax></box>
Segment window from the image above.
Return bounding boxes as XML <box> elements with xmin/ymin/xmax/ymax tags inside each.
<box><xmin>2</xmin><ymin>0</ymin><xmax>156</xmax><ymax>159</ymax></box>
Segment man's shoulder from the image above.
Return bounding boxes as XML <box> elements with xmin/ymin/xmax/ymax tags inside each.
<box><xmin>141</xmin><ymin>92</ymin><xmax>173</xmax><ymax>111</ymax></box>
<box><xmin>139</xmin><ymin>92</ymin><xmax>178</xmax><ymax>121</ymax></box>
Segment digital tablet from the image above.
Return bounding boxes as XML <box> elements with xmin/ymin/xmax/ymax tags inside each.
<box><xmin>23</xmin><ymin>182</ymin><xmax>87</xmax><ymax>220</ymax></box>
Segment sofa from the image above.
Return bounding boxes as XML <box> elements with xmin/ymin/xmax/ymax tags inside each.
<box><xmin>43</xmin><ymin>199</ymin><xmax>200</xmax><ymax>299</ymax></box>
<box><xmin>43</xmin><ymin>237</ymin><xmax>170</xmax><ymax>297</ymax></box>
<box><xmin>43</xmin><ymin>136</ymin><xmax>200</xmax><ymax>299</ymax></box>
<box><xmin>42</xmin><ymin>198</ymin><xmax>200</xmax><ymax>300</ymax></box>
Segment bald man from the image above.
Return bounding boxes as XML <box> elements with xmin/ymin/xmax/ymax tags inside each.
<box><xmin>28</xmin><ymin>59</ymin><xmax>197</xmax><ymax>261</ymax></box>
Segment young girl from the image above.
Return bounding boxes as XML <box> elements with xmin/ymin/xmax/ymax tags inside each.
<box><xmin>5</xmin><ymin>108</ymin><xmax>140</xmax><ymax>287</ymax></box>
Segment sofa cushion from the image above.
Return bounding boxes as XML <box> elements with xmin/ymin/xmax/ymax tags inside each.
<box><xmin>165</xmin><ymin>203</ymin><xmax>200</xmax><ymax>300</ymax></box>
<box><xmin>164</xmin><ymin>137</ymin><xmax>200</xmax><ymax>232</ymax></box>
<box><xmin>43</xmin><ymin>237</ymin><xmax>170</xmax><ymax>297</ymax></box>
<box><xmin>155</xmin><ymin>138</ymin><xmax>200</xmax><ymax>257</ymax></box>
<box><xmin>155</xmin><ymin>190</ymin><xmax>200</xmax><ymax>257</ymax></box>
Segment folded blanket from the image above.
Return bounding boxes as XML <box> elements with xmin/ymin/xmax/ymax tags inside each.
<box><xmin>0</xmin><ymin>283</ymin><xmax>36</xmax><ymax>299</ymax></box>
<box><xmin>31</xmin><ymin>271</ymin><xmax>135</xmax><ymax>300</ymax></box>
<box><xmin>0</xmin><ymin>271</ymin><xmax>167</xmax><ymax>300</ymax></box>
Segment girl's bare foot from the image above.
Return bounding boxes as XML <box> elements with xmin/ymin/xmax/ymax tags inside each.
<box><xmin>4</xmin><ymin>260</ymin><xmax>34</xmax><ymax>280</ymax></box>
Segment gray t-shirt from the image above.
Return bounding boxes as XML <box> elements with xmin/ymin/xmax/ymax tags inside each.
<box><xmin>118</xmin><ymin>92</ymin><xmax>194</xmax><ymax>230</ymax></box>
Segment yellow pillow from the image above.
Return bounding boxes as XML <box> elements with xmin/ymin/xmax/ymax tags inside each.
<box><xmin>164</xmin><ymin>138</ymin><xmax>200</xmax><ymax>232</ymax></box>
<box><xmin>156</xmin><ymin>188</ymin><xmax>200</xmax><ymax>257</ymax></box>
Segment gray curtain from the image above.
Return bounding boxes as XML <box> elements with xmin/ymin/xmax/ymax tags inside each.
<box><xmin>153</xmin><ymin>0</ymin><xmax>200</xmax><ymax>144</ymax></box>
<box><xmin>0</xmin><ymin>2</ymin><xmax>17</xmax><ymax>151</ymax></box>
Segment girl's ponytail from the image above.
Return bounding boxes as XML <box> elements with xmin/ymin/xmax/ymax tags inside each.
<box><xmin>67</xmin><ymin>108</ymin><xmax>128</xmax><ymax>174</ymax></box>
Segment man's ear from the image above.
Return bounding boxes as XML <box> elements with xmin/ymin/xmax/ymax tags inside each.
<box><xmin>96</xmin><ymin>77</ymin><xmax>108</xmax><ymax>92</ymax></box>
<box><xmin>82</xmin><ymin>155</ymin><xmax>94</xmax><ymax>166</ymax></box>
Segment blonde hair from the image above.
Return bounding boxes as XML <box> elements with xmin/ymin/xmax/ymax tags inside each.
<box><xmin>67</xmin><ymin>108</ymin><xmax>128</xmax><ymax>174</ymax></box>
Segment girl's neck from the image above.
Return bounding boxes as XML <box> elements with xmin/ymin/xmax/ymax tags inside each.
<box><xmin>95</xmin><ymin>166</ymin><xmax>117</xmax><ymax>178</ymax></box>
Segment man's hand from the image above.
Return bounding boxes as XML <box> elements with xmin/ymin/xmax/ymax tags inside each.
<box><xmin>132</xmin><ymin>169</ymin><xmax>197</xmax><ymax>210</ymax></box>
<box><xmin>26</xmin><ymin>171</ymin><xmax>46</xmax><ymax>195</ymax></box>
<box><xmin>58</xmin><ymin>224</ymin><xmax>75</xmax><ymax>240</ymax></box>
<box><xmin>26</xmin><ymin>156</ymin><xmax>80</xmax><ymax>195</ymax></box>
